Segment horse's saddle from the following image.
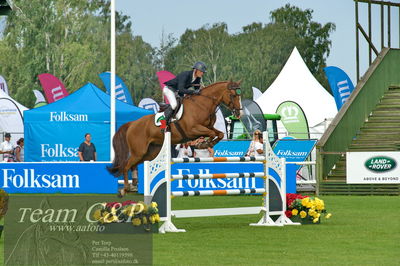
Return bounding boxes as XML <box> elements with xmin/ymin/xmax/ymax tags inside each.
<box><xmin>154</xmin><ymin>101</ymin><xmax>184</xmax><ymax>127</ymax></box>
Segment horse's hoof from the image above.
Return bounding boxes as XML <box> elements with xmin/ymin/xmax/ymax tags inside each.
<box><xmin>117</xmin><ymin>189</ymin><xmax>126</xmax><ymax>198</ymax></box>
<box><xmin>128</xmin><ymin>184</ymin><xmax>138</xmax><ymax>192</ymax></box>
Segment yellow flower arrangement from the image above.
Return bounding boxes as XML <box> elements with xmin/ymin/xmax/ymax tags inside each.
<box><xmin>132</xmin><ymin>217</ymin><xmax>141</xmax><ymax>226</ymax></box>
<box><xmin>92</xmin><ymin>200</ymin><xmax>159</xmax><ymax>231</ymax></box>
<box><xmin>286</xmin><ymin>193</ymin><xmax>331</xmax><ymax>224</ymax></box>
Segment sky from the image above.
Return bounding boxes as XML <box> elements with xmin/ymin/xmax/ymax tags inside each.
<box><xmin>117</xmin><ymin>0</ymin><xmax>400</xmax><ymax>88</ymax></box>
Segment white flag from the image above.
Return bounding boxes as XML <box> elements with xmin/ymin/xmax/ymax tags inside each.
<box><xmin>33</xmin><ymin>90</ymin><xmax>46</xmax><ymax>104</ymax></box>
<box><xmin>252</xmin><ymin>86</ymin><xmax>263</xmax><ymax>101</ymax></box>
<box><xmin>214</xmin><ymin>108</ymin><xmax>228</xmax><ymax>139</ymax></box>
<box><xmin>138</xmin><ymin>98</ymin><xmax>159</xmax><ymax>113</ymax></box>
<box><xmin>0</xmin><ymin>75</ymin><xmax>9</xmax><ymax>95</ymax></box>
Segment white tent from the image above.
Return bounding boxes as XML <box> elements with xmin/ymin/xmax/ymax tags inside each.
<box><xmin>256</xmin><ymin>47</ymin><xmax>337</xmax><ymax>132</ymax></box>
<box><xmin>0</xmin><ymin>89</ymin><xmax>28</xmax><ymax>139</ymax></box>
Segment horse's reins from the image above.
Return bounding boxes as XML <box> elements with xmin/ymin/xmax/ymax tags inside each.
<box><xmin>188</xmin><ymin>86</ymin><xmax>242</xmax><ymax>116</ymax></box>
<box><xmin>186</xmin><ymin>93</ymin><xmax>219</xmax><ymax>114</ymax></box>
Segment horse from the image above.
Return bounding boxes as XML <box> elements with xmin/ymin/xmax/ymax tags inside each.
<box><xmin>107</xmin><ymin>81</ymin><xmax>242</xmax><ymax>197</ymax></box>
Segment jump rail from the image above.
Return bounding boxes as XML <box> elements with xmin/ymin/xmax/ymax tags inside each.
<box><xmin>144</xmin><ymin>132</ymin><xmax>300</xmax><ymax>233</ymax></box>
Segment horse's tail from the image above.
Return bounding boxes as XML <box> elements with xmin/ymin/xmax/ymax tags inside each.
<box><xmin>107</xmin><ymin>123</ymin><xmax>130</xmax><ymax>177</ymax></box>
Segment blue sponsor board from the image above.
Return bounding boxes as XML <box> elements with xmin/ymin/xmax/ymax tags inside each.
<box><xmin>138</xmin><ymin>162</ymin><xmax>282</xmax><ymax>194</ymax></box>
<box><xmin>0</xmin><ymin>162</ymin><xmax>117</xmax><ymax>193</ymax></box>
<box><xmin>213</xmin><ymin>140</ymin><xmax>250</xmax><ymax>157</ymax></box>
<box><xmin>273</xmin><ymin>139</ymin><xmax>317</xmax><ymax>164</ymax></box>
<box><xmin>273</xmin><ymin>139</ymin><xmax>317</xmax><ymax>193</ymax></box>
<box><xmin>135</xmin><ymin>139</ymin><xmax>316</xmax><ymax>194</ymax></box>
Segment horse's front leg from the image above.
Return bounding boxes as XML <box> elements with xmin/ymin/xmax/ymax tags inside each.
<box><xmin>208</xmin><ymin>127</ymin><xmax>224</xmax><ymax>148</ymax></box>
<box><xmin>190</xmin><ymin>126</ymin><xmax>219</xmax><ymax>148</ymax></box>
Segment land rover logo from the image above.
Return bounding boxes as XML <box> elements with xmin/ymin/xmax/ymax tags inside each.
<box><xmin>365</xmin><ymin>156</ymin><xmax>397</xmax><ymax>172</ymax></box>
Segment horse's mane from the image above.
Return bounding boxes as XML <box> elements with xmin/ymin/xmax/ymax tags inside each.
<box><xmin>202</xmin><ymin>81</ymin><xmax>231</xmax><ymax>91</ymax></box>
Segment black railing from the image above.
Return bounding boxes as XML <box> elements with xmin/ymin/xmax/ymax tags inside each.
<box><xmin>355</xmin><ymin>0</ymin><xmax>400</xmax><ymax>81</ymax></box>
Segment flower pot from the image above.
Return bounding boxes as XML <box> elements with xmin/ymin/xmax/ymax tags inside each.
<box><xmin>290</xmin><ymin>216</ymin><xmax>320</xmax><ymax>225</ymax></box>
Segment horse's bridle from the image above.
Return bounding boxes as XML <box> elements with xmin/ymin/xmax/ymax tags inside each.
<box><xmin>228</xmin><ymin>85</ymin><xmax>242</xmax><ymax>116</ymax></box>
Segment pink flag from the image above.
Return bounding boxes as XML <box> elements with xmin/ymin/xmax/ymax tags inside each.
<box><xmin>38</xmin><ymin>73</ymin><xmax>69</xmax><ymax>103</ymax></box>
<box><xmin>156</xmin><ymin>71</ymin><xmax>175</xmax><ymax>104</ymax></box>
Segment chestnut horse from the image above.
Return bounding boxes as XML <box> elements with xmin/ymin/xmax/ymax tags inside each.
<box><xmin>107</xmin><ymin>81</ymin><xmax>242</xmax><ymax>196</ymax></box>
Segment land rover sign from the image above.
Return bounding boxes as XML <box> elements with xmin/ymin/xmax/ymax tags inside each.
<box><xmin>364</xmin><ymin>156</ymin><xmax>396</xmax><ymax>172</ymax></box>
<box><xmin>347</xmin><ymin>152</ymin><xmax>400</xmax><ymax>184</ymax></box>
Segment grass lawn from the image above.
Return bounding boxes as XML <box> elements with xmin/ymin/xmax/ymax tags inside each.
<box><xmin>153</xmin><ymin>195</ymin><xmax>400</xmax><ymax>265</ymax></box>
<box><xmin>0</xmin><ymin>195</ymin><xmax>398</xmax><ymax>265</ymax></box>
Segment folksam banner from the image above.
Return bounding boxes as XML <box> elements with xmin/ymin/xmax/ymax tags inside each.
<box><xmin>273</xmin><ymin>138</ymin><xmax>317</xmax><ymax>193</ymax></box>
<box><xmin>24</xmin><ymin>83</ymin><xmax>152</xmax><ymax>162</ymax></box>
<box><xmin>38</xmin><ymin>73</ymin><xmax>69</xmax><ymax>103</ymax></box>
<box><xmin>213</xmin><ymin>140</ymin><xmax>250</xmax><ymax>157</ymax></box>
<box><xmin>324</xmin><ymin>66</ymin><xmax>355</xmax><ymax>110</ymax></box>
<box><xmin>276</xmin><ymin>101</ymin><xmax>309</xmax><ymax>139</ymax></box>
<box><xmin>99</xmin><ymin>72</ymin><xmax>134</xmax><ymax>105</ymax></box>
<box><xmin>0</xmin><ymin>162</ymin><xmax>118</xmax><ymax>193</ymax></box>
<box><xmin>137</xmin><ymin>162</ymin><xmax>281</xmax><ymax>194</ymax></box>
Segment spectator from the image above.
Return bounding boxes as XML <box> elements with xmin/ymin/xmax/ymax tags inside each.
<box><xmin>14</xmin><ymin>138</ymin><xmax>24</xmax><ymax>162</ymax></box>
<box><xmin>175</xmin><ymin>142</ymin><xmax>193</xmax><ymax>158</ymax></box>
<box><xmin>194</xmin><ymin>136</ymin><xmax>214</xmax><ymax>158</ymax></box>
<box><xmin>246</xmin><ymin>130</ymin><xmax>264</xmax><ymax>156</ymax></box>
<box><xmin>0</xmin><ymin>133</ymin><xmax>14</xmax><ymax>162</ymax></box>
<box><xmin>78</xmin><ymin>133</ymin><xmax>97</xmax><ymax>161</ymax></box>
<box><xmin>188</xmin><ymin>140</ymin><xmax>197</xmax><ymax>156</ymax></box>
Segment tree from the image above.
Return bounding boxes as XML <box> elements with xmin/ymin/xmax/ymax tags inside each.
<box><xmin>270</xmin><ymin>4</ymin><xmax>336</xmax><ymax>89</ymax></box>
<box><xmin>0</xmin><ymin>0</ymin><xmax>110</xmax><ymax>107</ymax></box>
<box><xmin>162</xmin><ymin>5</ymin><xmax>335</xmax><ymax>99</ymax></box>
<box><xmin>115</xmin><ymin>13</ymin><xmax>159</xmax><ymax>103</ymax></box>
<box><xmin>164</xmin><ymin>23</ymin><xmax>230</xmax><ymax>85</ymax></box>
<box><xmin>117</xmin><ymin>33</ymin><xmax>159</xmax><ymax>103</ymax></box>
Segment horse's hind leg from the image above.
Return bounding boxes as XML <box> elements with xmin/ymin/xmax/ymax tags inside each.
<box><xmin>118</xmin><ymin>169</ymin><xmax>130</xmax><ymax>197</ymax></box>
<box><xmin>118</xmin><ymin>156</ymin><xmax>141</xmax><ymax>197</ymax></box>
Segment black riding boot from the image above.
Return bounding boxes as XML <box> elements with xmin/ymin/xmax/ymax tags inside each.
<box><xmin>163</xmin><ymin>106</ymin><xmax>174</xmax><ymax>127</ymax></box>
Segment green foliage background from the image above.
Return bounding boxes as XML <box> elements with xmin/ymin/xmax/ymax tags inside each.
<box><xmin>0</xmin><ymin>2</ymin><xmax>335</xmax><ymax>108</ymax></box>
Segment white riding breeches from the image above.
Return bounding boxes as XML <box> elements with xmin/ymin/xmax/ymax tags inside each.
<box><xmin>163</xmin><ymin>86</ymin><xmax>178</xmax><ymax>110</ymax></box>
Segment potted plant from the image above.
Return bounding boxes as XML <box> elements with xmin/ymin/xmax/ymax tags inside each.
<box><xmin>285</xmin><ymin>193</ymin><xmax>332</xmax><ymax>224</ymax></box>
<box><xmin>92</xmin><ymin>200</ymin><xmax>160</xmax><ymax>233</ymax></box>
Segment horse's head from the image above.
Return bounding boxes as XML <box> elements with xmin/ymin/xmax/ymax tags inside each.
<box><xmin>222</xmin><ymin>81</ymin><xmax>242</xmax><ymax>118</ymax></box>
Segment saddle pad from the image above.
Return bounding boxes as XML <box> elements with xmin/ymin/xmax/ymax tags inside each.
<box><xmin>154</xmin><ymin>105</ymin><xmax>184</xmax><ymax>127</ymax></box>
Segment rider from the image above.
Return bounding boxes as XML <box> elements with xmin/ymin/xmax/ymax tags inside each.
<box><xmin>162</xmin><ymin>61</ymin><xmax>207</xmax><ymax>126</ymax></box>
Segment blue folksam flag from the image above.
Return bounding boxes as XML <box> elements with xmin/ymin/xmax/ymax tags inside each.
<box><xmin>324</xmin><ymin>66</ymin><xmax>355</xmax><ymax>110</ymax></box>
<box><xmin>99</xmin><ymin>72</ymin><xmax>134</xmax><ymax>105</ymax></box>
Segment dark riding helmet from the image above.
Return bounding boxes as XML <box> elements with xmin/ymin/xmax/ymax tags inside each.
<box><xmin>192</xmin><ymin>61</ymin><xmax>207</xmax><ymax>73</ymax></box>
